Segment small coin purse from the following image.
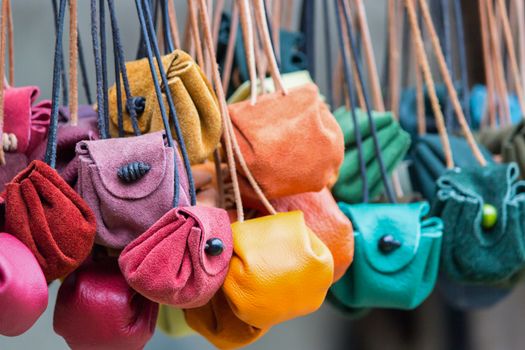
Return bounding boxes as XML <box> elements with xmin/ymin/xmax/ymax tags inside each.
<box><xmin>330</xmin><ymin>202</ymin><xmax>443</xmax><ymax>310</ymax></box>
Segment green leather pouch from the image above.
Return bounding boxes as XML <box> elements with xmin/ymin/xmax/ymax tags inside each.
<box><xmin>332</xmin><ymin>108</ymin><xmax>411</xmax><ymax>203</ymax></box>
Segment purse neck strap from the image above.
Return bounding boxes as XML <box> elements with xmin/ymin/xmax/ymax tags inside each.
<box><xmin>335</xmin><ymin>0</ymin><xmax>397</xmax><ymax>203</ymax></box>
<box><xmin>135</xmin><ymin>0</ymin><xmax>196</xmax><ymax>207</ymax></box>
<box><xmin>452</xmin><ymin>0</ymin><xmax>471</xmax><ymax>127</ymax></box>
<box><xmin>196</xmin><ymin>0</ymin><xmax>277</xmax><ymax>221</ymax></box>
<box><xmin>406</xmin><ymin>0</ymin><xmax>487</xmax><ymax>167</ymax></box>
<box><xmin>0</xmin><ymin>0</ymin><xmax>10</xmax><ymax>165</ymax></box>
<box><xmin>221</xmin><ymin>0</ymin><xmax>239</xmax><ymax>93</ymax></box>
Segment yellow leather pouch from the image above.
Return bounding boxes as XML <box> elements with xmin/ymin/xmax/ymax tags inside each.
<box><xmin>223</xmin><ymin>211</ymin><xmax>334</xmax><ymax>329</ymax></box>
<box><xmin>157</xmin><ymin>306</ymin><xmax>196</xmax><ymax>338</ymax></box>
<box><xmin>108</xmin><ymin>50</ymin><xmax>222</xmax><ymax>164</ymax></box>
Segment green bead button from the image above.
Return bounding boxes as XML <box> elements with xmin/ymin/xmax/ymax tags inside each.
<box><xmin>482</xmin><ymin>204</ymin><xmax>498</xmax><ymax>229</ymax></box>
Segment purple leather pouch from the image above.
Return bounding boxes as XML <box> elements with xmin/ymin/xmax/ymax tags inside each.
<box><xmin>76</xmin><ymin>131</ymin><xmax>189</xmax><ymax>249</ymax></box>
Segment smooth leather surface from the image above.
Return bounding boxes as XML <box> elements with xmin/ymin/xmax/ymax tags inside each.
<box><xmin>157</xmin><ymin>306</ymin><xmax>196</xmax><ymax>338</ymax></box>
<box><xmin>108</xmin><ymin>50</ymin><xmax>222</xmax><ymax>164</ymax></box>
<box><xmin>119</xmin><ymin>206</ymin><xmax>233</xmax><ymax>308</ymax></box>
<box><xmin>229</xmin><ymin>83</ymin><xmax>344</xmax><ymax>203</ymax></box>
<box><xmin>0</xmin><ymin>232</ymin><xmax>48</xmax><ymax>336</ymax></box>
<box><xmin>433</xmin><ymin>163</ymin><xmax>525</xmax><ymax>284</ymax></box>
<box><xmin>184</xmin><ymin>289</ymin><xmax>267</xmax><ymax>350</ymax></box>
<box><xmin>331</xmin><ymin>202</ymin><xmax>443</xmax><ymax>309</ymax></box>
<box><xmin>223</xmin><ymin>211</ymin><xmax>334</xmax><ymax>329</ymax></box>
<box><xmin>267</xmin><ymin>188</ymin><xmax>354</xmax><ymax>282</ymax></box>
<box><xmin>76</xmin><ymin>131</ymin><xmax>187</xmax><ymax>249</ymax></box>
<box><xmin>3</xmin><ymin>160</ymin><xmax>97</xmax><ymax>282</ymax></box>
<box><xmin>54</xmin><ymin>257</ymin><xmax>158</xmax><ymax>350</ymax></box>
<box><xmin>332</xmin><ymin>107</ymin><xmax>411</xmax><ymax>203</ymax></box>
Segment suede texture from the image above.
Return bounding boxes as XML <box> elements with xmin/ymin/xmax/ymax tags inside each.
<box><xmin>332</xmin><ymin>107</ymin><xmax>411</xmax><ymax>203</ymax></box>
<box><xmin>119</xmin><ymin>206</ymin><xmax>233</xmax><ymax>308</ymax></box>
<box><xmin>0</xmin><ymin>232</ymin><xmax>48</xmax><ymax>336</ymax></box>
<box><xmin>108</xmin><ymin>50</ymin><xmax>222</xmax><ymax>164</ymax></box>
<box><xmin>0</xmin><ymin>153</ymin><xmax>28</xmax><ymax>192</ymax></box>
<box><xmin>3</xmin><ymin>86</ymin><xmax>51</xmax><ymax>155</ymax></box>
<box><xmin>410</xmin><ymin>134</ymin><xmax>494</xmax><ymax>201</ymax></box>
<box><xmin>478</xmin><ymin>120</ymin><xmax>525</xmax><ymax>179</ymax></box>
<box><xmin>432</xmin><ymin>163</ymin><xmax>525</xmax><ymax>284</ymax></box>
<box><xmin>223</xmin><ymin>211</ymin><xmax>334</xmax><ymax>329</ymax></box>
<box><xmin>229</xmin><ymin>83</ymin><xmax>344</xmax><ymax>203</ymax></box>
<box><xmin>259</xmin><ymin>188</ymin><xmax>354</xmax><ymax>282</ymax></box>
<box><xmin>3</xmin><ymin>160</ymin><xmax>97</xmax><ymax>282</ymax></box>
<box><xmin>157</xmin><ymin>306</ymin><xmax>196</xmax><ymax>338</ymax></box>
<box><xmin>330</xmin><ymin>202</ymin><xmax>443</xmax><ymax>309</ymax></box>
<box><xmin>184</xmin><ymin>289</ymin><xmax>267</xmax><ymax>350</ymax></box>
<box><xmin>76</xmin><ymin>131</ymin><xmax>187</xmax><ymax>249</ymax></box>
<box><xmin>29</xmin><ymin>105</ymin><xmax>99</xmax><ymax>186</ymax></box>
<box><xmin>53</xmin><ymin>257</ymin><xmax>158</xmax><ymax>350</ymax></box>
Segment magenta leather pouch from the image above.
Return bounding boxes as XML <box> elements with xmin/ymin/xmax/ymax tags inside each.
<box><xmin>0</xmin><ymin>153</ymin><xmax>28</xmax><ymax>192</ymax></box>
<box><xmin>0</xmin><ymin>232</ymin><xmax>48</xmax><ymax>336</ymax></box>
<box><xmin>76</xmin><ymin>131</ymin><xmax>189</xmax><ymax>249</ymax></box>
<box><xmin>119</xmin><ymin>205</ymin><xmax>233</xmax><ymax>308</ymax></box>
<box><xmin>28</xmin><ymin>105</ymin><xmax>99</xmax><ymax>185</ymax></box>
<box><xmin>3</xmin><ymin>86</ymin><xmax>51</xmax><ymax>155</ymax></box>
<box><xmin>53</xmin><ymin>257</ymin><xmax>158</xmax><ymax>350</ymax></box>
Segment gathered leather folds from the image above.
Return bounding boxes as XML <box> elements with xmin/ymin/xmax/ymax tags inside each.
<box><xmin>229</xmin><ymin>83</ymin><xmax>344</xmax><ymax>202</ymax></box>
<box><xmin>332</xmin><ymin>107</ymin><xmax>411</xmax><ymax>203</ymax></box>
<box><xmin>107</xmin><ymin>50</ymin><xmax>222</xmax><ymax>164</ymax></box>
<box><xmin>433</xmin><ymin>163</ymin><xmax>525</xmax><ymax>284</ymax></box>
<box><xmin>3</xmin><ymin>160</ymin><xmax>97</xmax><ymax>282</ymax></box>
<box><xmin>331</xmin><ymin>202</ymin><xmax>443</xmax><ymax>309</ymax></box>
<box><xmin>223</xmin><ymin>211</ymin><xmax>334</xmax><ymax>329</ymax></box>
<box><xmin>0</xmin><ymin>232</ymin><xmax>48</xmax><ymax>336</ymax></box>
<box><xmin>3</xmin><ymin>86</ymin><xmax>51</xmax><ymax>155</ymax></box>
<box><xmin>76</xmin><ymin>131</ymin><xmax>187</xmax><ymax>249</ymax></box>
<box><xmin>184</xmin><ymin>289</ymin><xmax>267</xmax><ymax>350</ymax></box>
<box><xmin>268</xmin><ymin>188</ymin><xmax>354</xmax><ymax>282</ymax></box>
<box><xmin>54</xmin><ymin>257</ymin><xmax>158</xmax><ymax>350</ymax></box>
<box><xmin>410</xmin><ymin>134</ymin><xmax>494</xmax><ymax>201</ymax></box>
<box><xmin>119</xmin><ymin>206</ymin><xmax>233</xmax><ymax>308</ymax></box>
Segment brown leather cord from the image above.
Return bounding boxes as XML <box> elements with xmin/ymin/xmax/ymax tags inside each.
<box><xmin>417</xmin><ymin>0</ymin><xmax>487</xmax><ymax>166</ymax></box>
<box><xmin>354</xmin><ymin>0</ymin><xmax>384</xmax><ymax>112</ymax></box>
<box><xmin>282</xmin><ymin>0</ymin><xmax>293</xmax><ymax>31</ymax></box>
<box><xmin>405</xmin><ymin>0</ymin><xmax>453</xmax><ymax>168</ymax></box>
<box><xmin>237</xmin><ymin>0</ymin><xmax>257</xmax><ymax>104</ymax></box>
<box><xmin>253</xmin><ymin>0</ymin><xmax>287</xmax><ymax>95</ymax></box>
<box><xmin>254</xmin><ymin>24</ymin><xmax>268</xmax><ymax>95</ymax></box>
<box><xmin>479</xmin><ymin>0</ymin><xmax>497</xmax><ymax>128</ymax></box>
<box><xmin>516</xmin><ymin>0</ymin><xmax>525</xmax><ymax>98</ymax></box>
<box><xmin>410</xmin><ymin>0</ymin><xmax>425</xmax><ymax>135</ymax></box>
<box><xmin>167</xmin><ymin>0</ymin><xmax>181</xmax><ymax>49</ymax></box>
<box><xmin>332</xmin><ymin>52</ymin><xmax>344</xmax><ymax>108</ymax></box>
<box><xmin>6</xmin><ymin>0</ymin><xmax>11</xmax><ymax>86</ymax></box>
<box><xmin>272</xmin><ymin>0</ymin><xmax>281</xmax><ymax>64</ymax></box>
<box><xmin>496</xmin><ymin>0</ymin><xmax>524</xmax><ymax>119</ymax></box>
<box><xmin>211</xmin><ymin>0</ymin><xmax>225</xmax><ymax>51</ymax></box>
<box><xmin>221</xmin><ymin>0</ymin><xmax>238</xmax><ymax>92</ymax></box>
<box><xmin>388</xmin><ymin>0</ymin><xmax>401</xmax><ymax>116</ymax></box>
<box><xmin>0</xmin><ymin>0</ymin><xmax>7</xmax><ymax>165</ymax></box>
<box><xmin>196</xmin><ymin>0</ymin><xmax>277</xmax><ymax>220</ymax></box>
<box><xmin>69</xmin><ymin>0</ymin><xmax>78</xmax><ymax>125</ymax></box>
<box><xmin>485</xmin><ymin>0</ymin><xmax>511</xmax><ymax>126</ymax></box>
<box><xmin>188</xmin><ymin>0</ymin><xmax>205</xmax><ymax>69</ymax></box>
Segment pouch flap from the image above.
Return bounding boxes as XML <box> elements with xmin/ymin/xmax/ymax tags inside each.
<box><xmin>76</xmin><ymin>131</ymin><xmax>167</xmax><ymax>199</ymax></box>
<box><xmin>436</xmin><ymin>163</ymin><xmax>520</xmax><ymax>245</ymax></box>
<box><xmin>338</xmin><ymin>202</ymin><xmax>431</xmax><ymax>273</ymax></box>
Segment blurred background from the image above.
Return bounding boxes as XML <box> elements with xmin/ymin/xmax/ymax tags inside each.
<box><xmin>1</xmin><ymin>1</ymin><xmax>524</xmax><ymax>349</ymax></box>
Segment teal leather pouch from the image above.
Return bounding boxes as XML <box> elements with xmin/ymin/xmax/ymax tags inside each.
<box><xmin>330</xmin><ymin>202</ymin><xmax>443</xmax><ymax>309</ymax></box>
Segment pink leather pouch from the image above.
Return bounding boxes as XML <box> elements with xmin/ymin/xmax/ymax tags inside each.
<box><xmin>119</xmin><ymin>205</ymin><xmax>233</xmax><ymax>308</ymax></box>
<box><xmin>4</xmin><ymin>86</ymin><xmax>51</xmax><ymax>155</ymax></box>
<box><xmin>54</xmin><ymin>256</ymin><xmax>158</xmax><ymax>350</ymax></box>
<box><xmin>76</xmin><ymin>131</ymin><xmax>189</xmax><ymax>249</ymax></box>
<box><xmin>0</xmin><ymin>232</ymin><xmax>48</xmax><ymax>336</ymax></box>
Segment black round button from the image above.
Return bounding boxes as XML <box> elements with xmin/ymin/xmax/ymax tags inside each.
<box><xmin>205</xmin><ymin>238</ymin><xmax>224</xmax><ymax>256</ymax></box>
<box><xmin>378</xmin><ymin>234</ymin><xmax>402</xmax><ymax>254</ymax></box>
